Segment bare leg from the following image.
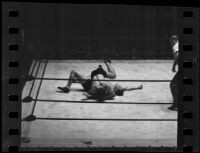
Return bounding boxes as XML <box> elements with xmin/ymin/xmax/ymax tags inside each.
<box><xmin>58</xmin><ymin>70</ymin><xmax>87</xmax><ymax>93</ymax></box>
<box><xmin>66</xmin><ymin>70</ymin><xmax>87</xmax><ymax>88</ymax></box>
<box><xmin>170</xmin><ymin>82</ymin><xmax>176</xmax><ymax>104</ymax></box>
<box><xmin>168</xmin><ymin>73</ymin><xmax>178</xmax><ymax>110</ymax></box>
<box><xmin>104</xmin><ymin>61</ymin><xmax>116</xmax><ymax>79</ymax></box>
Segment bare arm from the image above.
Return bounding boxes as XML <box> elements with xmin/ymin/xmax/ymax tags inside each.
<box><xmin>82</xmin><ymin>92</ymin><xmax>94</xmax><ymax>99</ymax></box>
<box><xmin>123</xmin><ymin>84</ymin><xmax>143</xmax><ymax>91</ymax></box>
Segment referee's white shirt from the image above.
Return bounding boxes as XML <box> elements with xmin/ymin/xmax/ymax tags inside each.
<box><xmin>172</xmin><ymin>41</ymin><xmax>179</xmax><ymax>55</ymax></box>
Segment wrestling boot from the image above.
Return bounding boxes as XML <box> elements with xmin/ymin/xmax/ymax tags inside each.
<box><xmin>57</xmin><ymin>87</ymin><xmax>70</xmax><ymax>93</ymax></box>
<box><xmin>104</xmin><ymin>59</ymin><xmax>112</xmax><ymax>63</ymax></box>
<box><xmin>98</xmin><ymin>65</ymin><xmax>103</xmax><ymax>69</ymax></box>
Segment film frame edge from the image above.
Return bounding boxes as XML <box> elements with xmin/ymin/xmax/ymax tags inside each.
<box><xmin>2</xmin><ymin>2</ymin><xmax>200</xmax><ymax>152</ymax></box>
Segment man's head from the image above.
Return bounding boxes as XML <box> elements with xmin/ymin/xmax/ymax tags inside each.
<box><xmin>169</xmin><ymin>35</ymin><xmax>179</xmax><ymax>45</ymax></box>
<box><xmin>114</xmin><ymin>84</ymin><xmax>124</xmax><ymax>96</ymax></box>
<box><xmin>93</xmin><ymin>86</ymin><xmax>107</xmax><ymax>101</ymax></box>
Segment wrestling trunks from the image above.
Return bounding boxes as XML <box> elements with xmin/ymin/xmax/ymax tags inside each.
<box><xmin>91</xmin><ymin>66</ymin><xmax>107</xmax><ymax>79</ymax></box>
<box><xmin>82</xmin><ymin>79</ymin><xmax>92</xmax><ymax>91</ymax></box>
<box><xmin>82</xmin><ymin>66</ymin><xmax>107</xmax><ymax>91</ymax></box>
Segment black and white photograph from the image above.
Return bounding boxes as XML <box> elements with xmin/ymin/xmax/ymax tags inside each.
<box><xmin>2</xmin><ymin>2</ymin><xmax>199</xmax><ymax>151</ymax></box>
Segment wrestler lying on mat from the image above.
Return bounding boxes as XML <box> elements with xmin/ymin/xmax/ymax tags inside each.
<box><xmin>57</xmin><ymin>60</ymin><xmax>143</xmax><ymax>100</ymax></box>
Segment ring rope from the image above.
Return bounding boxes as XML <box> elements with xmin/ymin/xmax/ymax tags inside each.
<box><xmin>34</xmin><ymin>78</ymin><xmax>172</xmax><ymax>82</ymax></box>
<box><xmin>31</xmin><ymin>60</ymin><xmax>48</xmax><ymax>115</ymax></box>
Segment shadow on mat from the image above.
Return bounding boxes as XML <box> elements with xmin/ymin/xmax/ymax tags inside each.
<box><xmin>56</xmin><ymin>88</ymin><xmax>107</xmax><ymax>102</ymax></box>
<box><xmin>81</xmin><ymin>98</ymin><xmax>106</xmax><ymax>103</ymax></box>
<box><xmin>56</xmin><ymin>88</ymin><xmax>85</xmax><ymax>93</ymax></box>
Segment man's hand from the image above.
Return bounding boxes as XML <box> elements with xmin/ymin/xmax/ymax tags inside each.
<box><xmin>137</xmin><ymin>84</ymin><xmax>143</xmax><ymax>90</ymax></box>
<box><xmin>82</xmin><ymin>92</ymin><xmax>88</xmax><ymax>96</ymax></box>
<box><xmin>172</xmin><ymin>67</ymin><xmax>176</xmax><ymax>72</ymax></box>
<box><xmin>82</xmin><ymin>92</ymin><xmax>93</xmax><ymax>98</ymax></box>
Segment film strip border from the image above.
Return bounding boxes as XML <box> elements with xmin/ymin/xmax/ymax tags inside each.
<box><xmin>2</xmin><ymin>3</ymin><xmax>199</xmax><ymax>152</ymax></box>
<box><xmin>177</xmin><ymin>7</ymin><xmax>199</xmax><ymax>152</ymax></box>
<box><xmin>2</xmin><ymin>2</ymin><xmax>22</xmax><ymax>152</ymax></box>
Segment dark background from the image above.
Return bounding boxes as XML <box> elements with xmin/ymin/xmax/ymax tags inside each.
<box><xmin>19</xmin><ymin>3</ymin><xmax>178</xmax><ymax>60</ymax></box>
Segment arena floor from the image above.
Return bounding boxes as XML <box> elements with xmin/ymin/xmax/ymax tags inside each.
<box><xmin>21</xmin><ymin>60</ymin><xmax>177</xmax><ymax>148</ymax></box>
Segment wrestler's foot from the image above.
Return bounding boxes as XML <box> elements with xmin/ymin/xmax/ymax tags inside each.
<box><xmin>57</xmin><ymin>87</ymin><xmax>70</xmax><ymax>93</ymax></box>
<box><xmin>104</xmin><ymin>59</ymin><xmax>112</xmax><ymax>64</ymax></box>
<box><xmin>168</xmin><ymin>105</ymin><xmax>178</xmax><ymax>111</ymax></box>
<box><xmin>98</xmin><ymin>65</ymin><xmax>103</xmax><ymax>69</ymax></box>
<box><xmin>138</xmin><ymin>84</ymin><xmax>143</xmax><ymax>89</ymax></box>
